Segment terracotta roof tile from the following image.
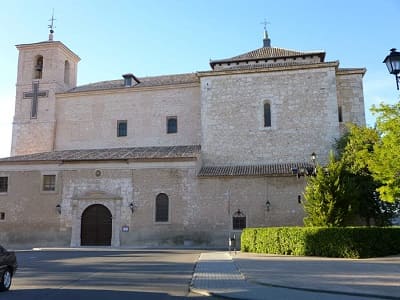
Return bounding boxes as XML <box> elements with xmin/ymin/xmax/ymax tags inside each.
<box><xmin>198</xmin><ymin>162</ymin><xmax>314</xmax><ymax>177</ymax></box>
<box><xmin>210</xmin><ymin>46</ymin><xmax>325</xmax><ymax>67</ymax></box>
<box><xmin>67</xmin><ymin>73</ymin><xmax>199</xmax><ymax>93</ymax></box>
<box><xmin>0</xmin><ymin>145</ymin><xmax>201</xmax><ymax>163</ymax></box>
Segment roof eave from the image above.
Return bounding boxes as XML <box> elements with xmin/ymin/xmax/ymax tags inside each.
<box><xmin>209</xmin><ymin>52</ymin><xmax>326</xmax><ymax>69</ymax></box>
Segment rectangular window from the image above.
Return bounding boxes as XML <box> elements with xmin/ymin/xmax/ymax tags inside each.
<box><xmin>42</xmin><ymin>175</ymin><xmax>56</xmax><ymax>191</ymax></box>
<box><xmin>117</xmin><ymin>120</ymin><xmax>127</xmax><ymax>137</ymax></box>
<box><xmin>0</xmin><ymin>177</ymin><xmax>8</xmax><ymax>193</ymax></box>
<box><xmin>167</xmin><ymin>117</ymin><xmax>177</xmax><ymax>134</ymax></box>
<box><xmin>233</xmin><ymin>216</ymin><xmax>246</xmax><ymax>230</ymax></box>
<box><xmin>264</xmin><ymin>102</ymin><xmax>271</xmax><ymax>127</ymax></box>
<box><xmin>0</xmin><ymin>212</ymin><xmax>4</xmax><ymax>220</ymax></box>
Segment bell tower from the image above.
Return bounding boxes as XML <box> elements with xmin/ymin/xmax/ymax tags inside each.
<box><xmin>11</xmin><ymin>17</ymin><xmax>80</xmax><ymax>156</ymax></box>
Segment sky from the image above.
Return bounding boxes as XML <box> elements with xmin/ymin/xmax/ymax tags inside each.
<box><xmin>0</xmin><ymin>0</ymin><xmax>399</xmax><ymax>158</ymax></box>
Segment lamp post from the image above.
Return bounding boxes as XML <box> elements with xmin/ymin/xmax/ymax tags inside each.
<box><xmin>383</xmin><ymin>48</ymin><xmax>400</xmax><ymax>90</ymax></box>
<box><xmin>311</xmin><ymin>152</ymin><xmax>317</xmax><ymax>175</ymax></box>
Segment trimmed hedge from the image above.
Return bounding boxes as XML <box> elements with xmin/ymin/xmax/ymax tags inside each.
<box><xmin>241</xmin><ymin>227</ymin><xmax>400</xmax><ymax>258</ymax></box>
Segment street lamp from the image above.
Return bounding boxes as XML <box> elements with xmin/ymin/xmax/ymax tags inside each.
<box><xmin>383</xmin><ymin>48</ymin><xmax>400</xmax><ymax>90</ymax></box>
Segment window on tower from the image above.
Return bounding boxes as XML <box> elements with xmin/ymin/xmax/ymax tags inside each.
<box><xmin>34</xmin><ymin>55</ymin><xmax>43</xmax><ymax>79</ymax></box>
<box><xmin>64</xmin><ymin>60</ymin><xmax>70</xmax><ymax>85</ymax></box>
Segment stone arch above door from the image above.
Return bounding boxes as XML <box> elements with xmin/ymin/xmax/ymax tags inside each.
<box><xmin>70</xmin><ymin>190</ymin><xmax>122</xmax><ymax>247</ymax></box>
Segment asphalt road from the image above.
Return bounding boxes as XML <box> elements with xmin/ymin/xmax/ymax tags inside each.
<box><xmin>4</xmin><ymin>249</ymin><xmax>221</xmax><ymax>300</ymax></box>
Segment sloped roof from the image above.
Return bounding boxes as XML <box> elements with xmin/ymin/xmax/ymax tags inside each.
<box><xmin>210</xmin><ymin>46</ymin><xmax>325</xmax><ymax>68</ymax></box>
<box><xmin>67</xmin><ymin>73</ymin><xmax>199</xmax><ymax>93</ymax></box>
<box><xmin>198</xmin><ymin>162</ymin><xmax>314</xmax><ymax>177</ymax></box>
<box><xmin>0</xmin><ymin>145</ymin><xmax>201</xmax><ymax>163</ymax></box>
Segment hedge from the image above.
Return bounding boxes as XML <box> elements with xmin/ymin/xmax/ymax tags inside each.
<box><xmin>241</xmin><ymin>227</ymin><xmax>400</xmax><ymax>258</ymax></box>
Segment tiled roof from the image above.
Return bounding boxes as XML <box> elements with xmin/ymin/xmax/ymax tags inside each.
<box><xmin>210</xmin><ymin>47</ymin><xmax>325</xmax><ymax>66</ymax></box>
<box><xmin>0</xmin><ymin>145</ymin><xmax>201</xmax><ymax>163</ymax></box>
<box><xmin>211</xmin><ymin>61</ymin><xmax>315</xmax><ymax>72</ymax></box>
<box><xmin>198</xmin><ymin>163</ymin><xmax>314</xmax><ymax>177</ymax></box>
<box><xmin>67</xmin><ymin>73</ymin><xmax>199</xmax><ymax>93</ymax></box>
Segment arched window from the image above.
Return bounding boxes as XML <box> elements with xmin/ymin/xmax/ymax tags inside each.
<box><xmin>232</xmin><ymin>209</ymin><xmax>246</xmax><ymax>230</ymax></box>
<box><xmin>64</xmin><ymin>60</ymin><xmax>70</xmax><ymax>84</ymax></box>
<box><xmin>33</xmin><ymin>55</ymin><xmax>43</xmax><ymax>79</ymax></box>
<box><xmin>155</xmin><ymin>193</ymin><xmax>169</xmax><ymax>222</ymax></box>
<box><xmin>264</xmin><ymin>102</ymin><xmax>271</xmax><ymax>127</ymax></box>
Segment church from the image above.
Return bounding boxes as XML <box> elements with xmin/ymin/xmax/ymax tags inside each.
<box><xmin>0</xmin><ymin>27</ymin><xmax>366</xmax><ymax>247</ymax></box>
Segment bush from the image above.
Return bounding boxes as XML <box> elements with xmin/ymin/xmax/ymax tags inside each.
<box><xmin>241</xmin><ymin>227</ymin><xmax>400</xmax><ymax>258</ymax></box>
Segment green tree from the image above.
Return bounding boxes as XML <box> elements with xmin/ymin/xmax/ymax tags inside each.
<box><xmin>303</xmin><ymin>152</ymin><xmax>357</xmax><ymax>227</ymax></box>
<box><xmin>336</xmin><ymin>125</ymin><xmax>384</xmax><ymax>225</ymax></box>
<box><xmin>370</xmin><ymin>102</ymin><xmax>400</xmax><ymax>203</ymax></box>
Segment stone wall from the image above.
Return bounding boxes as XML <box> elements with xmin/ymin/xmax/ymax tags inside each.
<box><xmin>54</xmin><ymin>85</ymin><xmax>201</xmax><ymax>150</ymax></box>
<box><xmin>336</xmin><ymin>72</ymin><xmax>366</xmax><ymax>128</ymax></box>
<box><xmin>200</xmin><ymin>66</ymin><xmax>340</xmax><ymax>166</ymax></box>
<box><xmin>0</xmin><ymin>162</ymin><xmax>306</xmax><ymax>248</ymax></box>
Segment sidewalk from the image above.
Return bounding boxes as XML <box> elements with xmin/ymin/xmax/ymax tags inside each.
<box><xmin>190</xmin><ymin>252</ymin><xmax>400</xmax><ymax>300</ymax></box>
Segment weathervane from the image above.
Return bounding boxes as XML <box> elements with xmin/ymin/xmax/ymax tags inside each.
<box><xmin>48</xmin><ymin>9</ymin><xmax>56</xmax><ymax>41</ymax></box>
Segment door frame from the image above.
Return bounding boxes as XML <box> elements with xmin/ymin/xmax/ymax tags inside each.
<box><xmin>70</xmin><ymin>191</ymin><xmax>122</xmax><ymax>247</ymax></box>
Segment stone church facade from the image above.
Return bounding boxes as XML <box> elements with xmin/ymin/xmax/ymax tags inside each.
<box><xmin>0</xmin><ymin>31</ymin><xmax>365</xmax><ymax>247</ymax></box>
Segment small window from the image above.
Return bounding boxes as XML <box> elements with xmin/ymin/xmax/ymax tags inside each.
<box><xmin>338</xmin><ymin>105</ymin><xmax>343</xmax><ymax>123</ymax></box>
<box><xmin>264</xmin><ymin>102</ymin><xmax>271</xmax><ymax>127</ymax></box>
<box><xmin>0</xmin><ymin>212</ymin><xmax>4</xmax><ymax>220</ymax></box>
<box><xmin>117</xmin><ymin>120</ymin><xmax>127</xmax><ymax>137</ymax></box>
<box><xmin>64</xmin><ymin>60</ymin><xmax>70</xmax><ymax>84</ymax></box>
<box><xmin>167</xmin><ymin>117</ymin><xmax>177</xmax><ymax>134</ymax></box>
<box><xmin>42</xmin><ymin>175</ymin><xmax>56</xmax><ymax>191</ymax></box>
<box><xmin>232</xmin><ymin>209</ymin><xmax>246</xmax><ymax>230</ymax></box>
<box><xmin>155</xmin><ymin>193</ymin><xmax>169</xmax><ymax>222</ymax></box>
<box><xmin>0</xmin><ymin>177</ymin><xmax>8</xmax><ymax>193</ymax></box>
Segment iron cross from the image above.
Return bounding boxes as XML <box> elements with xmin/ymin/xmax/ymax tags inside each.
<box><xmin>261</xmin><ymin>19</ymin><xmax>270</xmax><ymax>31</ymax></box>
<box><xmin>23</xmin><ymin>81</ymin><xmax>48</xmax><ymax>119</ymax></box>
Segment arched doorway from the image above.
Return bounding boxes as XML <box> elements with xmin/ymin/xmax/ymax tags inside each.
<box><xmin>81</xmin><ymin>204</ymin><xmax>112</xmax><ymax>246</ymax></box>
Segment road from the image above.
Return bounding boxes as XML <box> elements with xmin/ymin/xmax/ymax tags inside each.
<box><xmin>4</xmin><ymin>249</ymin><xmax>221</xmax><ymax>300</ymax></box>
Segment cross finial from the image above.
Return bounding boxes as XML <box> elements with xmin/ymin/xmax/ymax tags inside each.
<box><xmin>260</xmin><ymin>19</ymin><xmax>271</xmax><ymax>48</ymax></box>
<box><xmin>261</xmin><ymin>19</ymin><xmax>270</xmax><ymax>31</ymax></box>
<box><xmin>48</xmin><ymin>9</ymin><xmax>56</xmax><ymax>41</ymax></box>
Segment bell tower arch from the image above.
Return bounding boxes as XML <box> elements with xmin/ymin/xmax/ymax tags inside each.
<box><xmin>11</xmin><ymin>32</ymin><xmax>80</xmax><ymax>156</ymax></box>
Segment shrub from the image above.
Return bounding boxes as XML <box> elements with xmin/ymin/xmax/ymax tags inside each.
<box><xmin>241</xmin><ymin>227</ymin><xmax>400</xmax><ymax>258</ymax></box>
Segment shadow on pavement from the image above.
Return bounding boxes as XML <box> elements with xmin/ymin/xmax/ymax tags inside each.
<box><xmin>5</xmin><ymin>288</ymin><xmax>202</xmax><ymax>300</ymax></box>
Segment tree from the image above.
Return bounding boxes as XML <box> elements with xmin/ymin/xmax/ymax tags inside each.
<box><xmin>303</xmin><ymin>152</ymin><xmax>357</xmax><ymax>227</ymax></box>
<box><xmin>370</xmin><ymin>102</ymin><xmax>400</xmax><ymax>203</ymax></box>
<box><xmin>303</xmin><ymin>124</ymin><xmax>397</xmax><ymax>227</ymax></box>
<box><xmin>335</xmin><ymin>125</ymin><xmax>385</xmax><ymax>225</ymax></box>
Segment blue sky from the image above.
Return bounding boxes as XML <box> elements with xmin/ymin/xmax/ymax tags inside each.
<box><xmin>0</xmin><ymin>0</ymin><xmax>399</xmax><ymax>158</ymax></box>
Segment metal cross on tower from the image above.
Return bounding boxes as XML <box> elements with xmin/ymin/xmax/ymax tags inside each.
<box><xmin>48</xmin><ymin>9</ymin><xmax>56</xmax><ymax>33</ymax></box>
<box><xmin>23</xmin><ymin>81</ymin><xmax>49</xmax><ymax>119</ymax></box>
<box><xmin>261</xmin><ymin>19</ymin><xmax>270</xmax><ymax>31</ymax></box>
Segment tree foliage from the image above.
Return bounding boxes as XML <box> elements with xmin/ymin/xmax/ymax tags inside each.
<box><xmin>303</xmin><ymin>152</ymin><xmax>357</xmax><ymax>227</ymax></box>
<box><xmin>304</xmin><ymin>119</ymin><xmax>399</xmax><ymax>227</ymax></box>
<box><xmin>370</xmin><ymin>102</ymin><xmax>400</xmax><ymax>203</ymax></box>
